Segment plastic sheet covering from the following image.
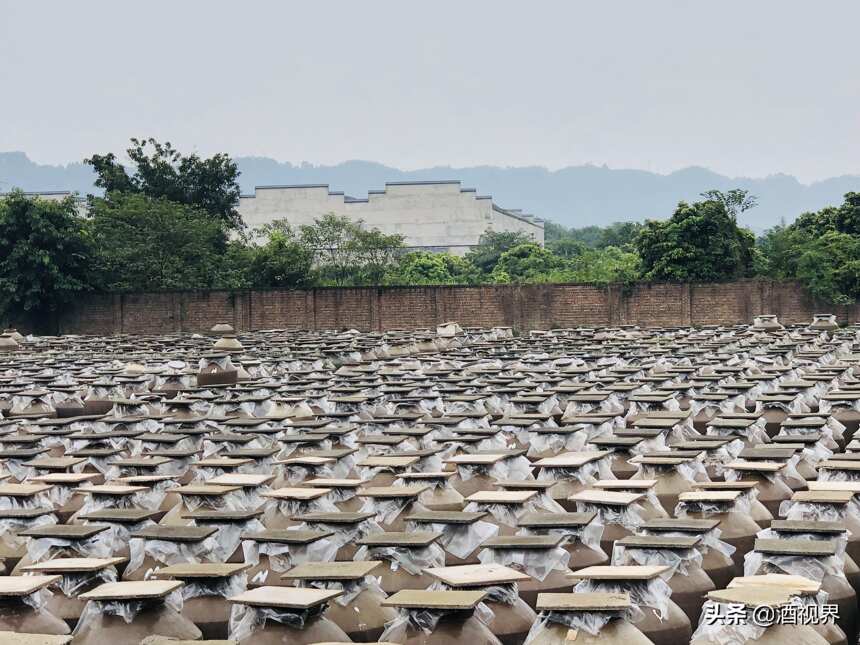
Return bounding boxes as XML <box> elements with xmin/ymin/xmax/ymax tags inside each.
<box><xmin>242</xmin><ymin>535</ymin><xmax>339</xmax><ymax>574</ymax></box>
<box><xmin>296</xmin><ymin>517</ymin><xmax>383</xmax><ymax>552</ymax></box>
<box><xmin>28</xmin><ymin>533</ymin><xmax>114</xmax><ymax>563</ymax></box>
<box><xmin>359</xmin><ymin>496</ymin><xmax>425</xmax><ymax>526</ymax></box>
<box><xmin>74</xmin><ymin>589</ymin><xmax>183</xmax><ymax>634</ymax></box>
<box><xmin>524</xmin><ymin>609</ymin><xmax>629</xmax><ymax>642</ymax></box>
<box><xmin>573</xmin><ymin>577</ymin><xmax>672</xmax><ymax>622</ymax></box>
<box><xmin>126</xmin><ymin>532</ymin><xmax>221</xmax><ymax>576</ymax></box>
<box><xmin>779</xmin><ymin>500</ymin><xmax>848</xmax><ymax>523</ymax></box>
<box><xmin>0</xmin><ymin>512</ymin><xmax>57</xmax><ymax>549</ymax></box>
<box><xmin>573</xmin><ymin>500</ymin><xmax>646</xmax><ymax>533</ymax></box>
<box><xmin>181</xmin><ymin>571</ymin><xmax>247</xmax><ymax>600</ymax></box>
<box><xmin>296</xmin><ymin>575</ymin><xmax>385</xmax><ymax>607</ymax></box>
<box><xmin>21</xmin><ymin>587</ymin><xmax>52</xmax><ymax>610</ymax></box>
<box><xmin>198</xmin><ymin>518</ymin><xmax>265</xmax><ymax>562</ymax></box>
<box><xmin>526</xmin><ymin>429</ymin><xmax>588</xmax><ymax>458</ymax></box>
<box><xmin>743</xmin><ymin>549</ymin><xmax>845</xmax><ymax>582</ymax></box>
<box><xmin>181</xmin><ymin>490</ymin><xmax>246</xmax><ymax>514</ymax></box>
<box><xmin>76</xmin><ymin>487</ymin><xmax>167</xmax><ymax>518</ymax></box>
<box><xmin>757</xmin><ymin>527</ymin><xmax>847</xmax><ymax>559</ymax></box>
<box><xmin>457</xmin><ymin>456</ymin><xmax>534</xmax><ymax>483</ymax></box>
<box><xmin>405</xmin><ymin>519</ymin><xmax>499</xmax><ymax>559</ymax></box>
<box><xmin>612</xmin><ymin>543</ymin><xmax>703</xmax><ymax>576</ymax></box>
<box><xmin>691</xmin><ymin>601</ymin><xmax>767</xmax><ymax>644</ymax></box>
<box><xmin>675</xmin><ymin>495</ymin><xmax>752</xmax><ymax>519</ymax></box>
<box><xmin>478</xmin><ymin>545</ymin><xmax>570</xmax><ymax>582</ymax></box>
<box><xmin>91</xmin><ymin>519</ymin><xmax>157</xmax><ymax>555</ymax></box>
<box><xmin>0</xmin><ymin>490</ymin><xmax>51</xmax><ymax>511</ymax></box>
<box><xmin>282</xmin><ymin>464</ymin><xmax>335</xmax><ymax>486</ymax></box>
<box><xmin>380</xmin><ymin>602</ymin><xmax>494</xmax><ymax>642</ymax></box>
<box><xmin>641</xmin><ymin>527</ymin><xmax>736</xmax><ymax>560</ymax></box>
<box><xmin>519</xmin><ymin>521</ymin><xmax>606</xmax><ymax>559</ymax></box>
<box><xmin>353</xmin><ymin>542</ymin><xmax>446</xmax><ymax>575</ymax></box>
<box><xmin>54</xmin><ymin>566</ymin><xmax>118</xmax><ymax>597</ymax></box>
<box><xmin>537</xmin><ymin>459</ymin><xmax>614</xmax><ymax>487</ymax></box>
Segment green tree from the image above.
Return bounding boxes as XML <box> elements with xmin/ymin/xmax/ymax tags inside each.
<box><xmin>0</xmin><ymin>191</ymin><xmax>92</xmax><ymax>328</ymax></box>
<box><xmin>85</xmin><ymin>193</ymin><xmax>229</xmax><ymax>291</ymax></box>
<box><xmin>465</xmin><ymin>230</ymin><xmax>535</xmax><ymax>275</ymax></box>
<box><xmin>636</xmin><ymin>199</ymin><xmax>756</xmax><ymax>282</ymax></box>
<box><xmin>387</xmin><ymin>251</ymin><xmax>479</xmax><ymax>285</ymax></box>
<box><xmin>699</xmin><ymin>188</ymin><xmax>758</xmax><ymax>220</ymax></box>
<box><xmin>250</xmin><ymin>229</ymin><xmax>313</xmax><ymax>288</ymax></box>
<box><xmin>491</xmin><ymin>243</ymin><xmax>565</xmax><ymax>283</ymax></box>
<box><xmin>567</xmin><ymin>246</ymin><xmax>641</xmax><ymax>283</ymax></box>
<box><xmin>85</xmin><ymin>138</ymin><xmax>243</xmax><ymax>231</ymax></box>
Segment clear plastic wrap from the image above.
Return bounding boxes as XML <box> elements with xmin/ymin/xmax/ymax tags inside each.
<box><xmin>573</xmin><ymin>577</ymin><xmax>672</xmax><ymax>622</ymax></box>
<box><xmin>74</xmin><ymin>589</ymin><xmax>184</xmax><ymax>634</ymax></box>
<box><xmin>524</xmin><ymin>609</ymin><xmax>630</xmax><ymax>642</ymax></box>
<box><xmin>691</xmin><ymin>601</ymin><xmax>767</xmax><ymax>644</ymax></box>
<box><xmin>196</xmin><ymin>518</ymin><xmax>266</xmax><ymax>562</ymax></box>
<box><xmin>126</xmin><ymin>532</ymin><xmax>221</xmax><ymax>576</ymax></box>
<box><xmin>27</xmin><ymin>533</ymin><xmax>114</xmax><ymax>563</ymax></box>
<box><xmin>573</xmin><ymin>500</ymin><xmax>646</xmax><ymax>532</ymax></box>
<box><xmin>478</xmin><ymin>545</ymin><xmax>570</xmax><ymax>582</ymax></box>
<box><xmin>380</xmin><ymin>603</ymin><xmax>494</xmax><ymax>642</ymax></box>
<box><xmin>181</xmin><ymin>571</ymin><xmax>247</xmax><ymax>600</ymax></box>
<box><xmin>743</xmin><ymin>549</ymin><xmax>845</xmax><ymax>582</ymax></box>
<box><xmin>518</xmin><ymin>521</ymin><xmax>606</xmax><ymax>559</ymax></box>
<box><xmin>675</xmin><ymin>495</ymin><xmax>752</xmax><ymax>518</ymax></box>
<box><xmin>296</xmin><ymin>575</ymin><xmax>385</xmax><ymax>606</ymax></box>
<box><xmin>353</xmin><ymin>542</ymin><xmax>446</xmax><ymax>575</ymax></box>
<box><xmin>359</xmin><ymin>496</ymin><xmax>424</xmax><ymax>526</ymax></box>
<box><xmin>406</xmin><ymin>519</ymin><xmax>499</xmax><ymax>559</ymax></box>
<box><xmin>641</xmin><ymin>527</ymin><xmax>737</xmax><ymax>560</ymax></box>
<box><xmin>757</xmin><ymin>526</ymin><xmax>848</xmax><ymax>558</ymax></box>
<box><xmin>612</xmin><ymin>544</ymin><xmax>703</xmax><ymax>575</ymax></box>
<box><xmin>0</xmin><ymin>512</ymin><xmax>57</xmax><ymax>549</ymax></box>
<box><xmin>241</xmin><ymin>535</ymin><xmax>339</xmax><ymax>573</ymax></box>
<box><xmin>295</xmin><ymin>517</ymin><xmax>383</xmax><ymax>552</ymax></box>
<box><xmin>55</xmin><ymin>566</ymin><xmax>118</xmax><ymax>597</ymax></box>
<box><xmin>778</xmin><ymin>500</ymin><xmax>847</xmax><ymax>523</ymax></box>
<box><xmin>229</xmin><ymin>602</ymin><xmax>324</xmax><ymax>640</ymax></box>
<box><xmin>526</xmin><ymin>429</ymin><xmax>589</xmax><ymax>457</ymax></box>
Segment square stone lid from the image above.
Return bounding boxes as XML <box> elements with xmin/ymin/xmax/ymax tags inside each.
<box><xmin>181</xmin><ymin>509</ymin><xmax>263</xmax><ymax>522</ymax></box>
<box><xmin>466</xmin><ymin>490</ymin><xmax>536</xmax><ymax>504</ymax></box>
<box><xmin>729</xmin><ymin>574</ymin><xmax>820</xmax><ymax>595</ymax></box>
<box><xmin>533</xmin><ymin>452</ymin><xmax>610</xmax><ymax>468</ymax></box>
<box><xmin>593</xmin><ymin>480</ymin><xmax>657</xmax><ymax>490</ymax></box>
<box><xmin>292</xmin><ymin>512</ymin><xmax>376</xmax><ymax>524</ymax></box>
<box><xmin>169</xmin><ymin>484</ymin><xmax>243</xmax><ymax>496</ymax></box>
<box><xmin>404</xmin><ymin>511</ymin><xmax>488</xmax><ymax>525</ymax></box>
<box><xmin>792</xmin><ymin>490</ymin><xmax>855</xmax><ymax>503</ymax></box>
<box><xmin>615</xmin><ymin>535</ymin><xmax>700</xmax><ymax>549</ymax></box>
<box><xmin>425</xmin><ymin>564</ymin><xmax>531</xmax><ymax>586</ymax></box>
<box><xmin>302</xmin><ymin>478</ymin><xmax>366</xmax><ymax>488</ymax></box>
<box><xmin>131</xmin><ymin>525</ymin><xmax>217</xmax><ymax>543</ymax></box>
<box><xmin>494</xmin><ymin>480</ymin><xmax>554</xmax><ymax>491</ymax></box>
<box><xmin>817</xmin><ymin>460</ymin><xmax>860</xmax><ymax>471</ymax></box>
<box><xmin>79</xmin><ymin>508</ymin><xmax>162</xmax><ymax>523</ymax></box>
<box><xmin>481</xmin><ymin>535</ymin><xmax>563</xmax><ymax>549</ymax></box>
<box><xmin>80</xmin><ymin>580</ymin><xmax>183</xmax><ymax>601</ymax></box>
<box><xmin>276</xmin><ymin>456</ymin><xmax>336</xmax><ymax>466</ymax></box>
<box><xmin>20</xmin><ymin>557</ymin><xmax>126</xmax><ymax>573</ymax></box>
<box><xmin>770</xmin><ymin>520</ymin><xmax>846</xmax><ymax>534</ymax></box>
<box><xmin>725</xmin><ymin>461</ymin><xmax>784</xmax><ymax>472</ymax></box>
<box><xmin>517</xmin><ymin>512</ymin><xmax>596</xmax><ymax>528</ymax></box>
<box><xmin>209</xmin><ymin>473</ymin><xmax>274</xmax><ymax>487</ymax></box>
<box><xmin>155</xmin><ymin>562</ymin><xmax>250</xmax><ymax>578</ymax></box>
<box><xmin>357</xmin><ymin>485</ymin><xmax>428</xmax><ymax>499</ymax></box>
<box><xmin>568</xmin><ymin>490</ymin><xmax>644</xmax><ymax>506</ymax></box>
<box><xmin>445</xmin><ymin>454</ymin><xmax>507</xmax><ymax>466</ymax></box>
<box><xmin>638</xmin><ymin>518</ymin><xmax>720</xmax><ymax>532</ymax></box>
<box><xmin>357</xmin><ymin>531</ymin><xmax>440</xmax><ymax>547</ymax></box>
<box><xmin>808</xmin><ymin>481</ymin><xmax>860</xmax><ymax>493</ymax></box>
<box><xmin>569</xmin><ymin>565</ymin><xmax>670</xmax><ymax>580</ymax></box>
<box><xmin>192</xmin><ymin>458</ymin><xmax>253</xmax><ymax>468</ymax></box>
<box><xmin>0</xmin><ymin>506</ymin><xmax>55</xmax><ymax>519</ymax></box>
<box><xmin>678</xmin><ymin>490</ymin><xmax>741</xmax><ymax>503</ymax></box>
<box><xmin>0</xmin><ymin>483</ymin><xmax>52</xmax><ymax>496</ymax></box>
<box><xmin>281</xmin><ymin>560</ymin><xmax>382</xmax><ymax>581</ymax></box>
<box><xmin>693</xmin><ymin>481</ymin><xmax>758</xmax><ymax>491</ymax></box>
<box><xmin>0</xmin><ymin>575</ymin><xmax>61</xmax><ymax>596</ymax></box>
<box><xmin>17</xmin><ymin>524</ymin><xmax>109</xmax><ymax>539</ymax></box>
<box><xmin>536</xmin><ymin>592</ymin><xmax>630</xmax><ymax>611</ymax></box>
<box><xmin>229</xmin><ymin>586</ymin><xmax>342</xmax><ymax>609</ymax></box>
<box><xmin>0</xmin><ymin>633</ymin><xmax>72</xmax><ymax>645</ymax></box>
<box><xmin>382</xmin><ymin>589</ymin><xmax>486</xmax><ymax>610</ymax></box>
<box><xmin>754</xmin><ymin>538</ymin><xmax>836</xmax><ymax>556</ymax></box>
<box><xmin>262</xmin><ymin>487</ymin><xmax>332</xmax><ymax>500</ymax></box>
<box><xmin>30</xmin><ymin>473</ymin><xmax>100</xmax><ymax>485</ymax></box>
<box><xmin>75</xmin><ymin>484</ymin><xmax>149</xmax><ymax>495</ymax></box>
<box><xmin>707</xmin><ymin>586</ymin><xmax>792</xmax><ymax>608</ymax></box>
<box><xmin>357</xmin><ymin>456</ymin><xmax>420</xmax><ymax>468</ymax></box>
<box><xmin>240</xmin><ymin>529</ymin><xmax>334</xmax><ymax>544</ymax></box>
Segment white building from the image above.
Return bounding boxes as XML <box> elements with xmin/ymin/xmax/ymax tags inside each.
<box><xmin>238</xmin><ymin>180</ymin><xmax>544</xmax><ymax>254</ymax></box>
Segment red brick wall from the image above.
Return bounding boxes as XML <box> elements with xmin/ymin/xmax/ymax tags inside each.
<box><xmin>52</xmin><ymin>280</ymin><xmax>860</xmax><ymax>335</ymax></box>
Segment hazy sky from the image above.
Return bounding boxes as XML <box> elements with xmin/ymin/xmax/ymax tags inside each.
<box><xmin>2</xmin><ymin>0</ymin><xmax>859</xmax><ymax>182</ymax></box>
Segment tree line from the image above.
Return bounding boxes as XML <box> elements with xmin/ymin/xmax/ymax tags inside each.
<box><xmin>1</xmin><ymin>138</ymin><xmax>858</xmax><ymax>327</ymax></box>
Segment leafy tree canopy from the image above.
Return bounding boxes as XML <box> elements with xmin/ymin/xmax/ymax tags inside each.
<box><xmin>85</xmin><ymin>138</ymin><xmax>243</xmax><ymax>231</ymax></box>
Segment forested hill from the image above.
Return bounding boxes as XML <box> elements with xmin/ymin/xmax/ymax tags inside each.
<box><xmin>2</xmin><ymin>151</ymin><xmax>857</xmax><ymax>230</ymax></box>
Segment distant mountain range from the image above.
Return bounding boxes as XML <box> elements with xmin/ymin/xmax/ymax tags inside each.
<box><xmin>2</xmin><ymin>151</ymin><xmax>857</xmax><ymax>230</ymax></box>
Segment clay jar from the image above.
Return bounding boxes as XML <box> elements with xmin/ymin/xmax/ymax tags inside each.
<box><xmin>691</xmin><ymin>481</ymin><xmax>774</xmax><ymax>528</ymax></box>
<box><xmin>0</xmin><ymin>576</ymin><xmax>70</xmax><ymax>636</ymax></box>
<box><xmin>280</xmin><ymin>560</ymin><xmax>398</xmax><ymax>642</ymax></box>
<box><xmin>354</xmin><ymin>531</ymin><xmax>445</xmax><ymax>594</ymax></box>
<box><xmin>516</xmin><ymin>511</ymin><xmax>609</xmax><ymax>569</ymax></box>
<box><xmin>226</xmin><ymin>586</ymin><xmax>351</xmax><ymax>645</ymax></box>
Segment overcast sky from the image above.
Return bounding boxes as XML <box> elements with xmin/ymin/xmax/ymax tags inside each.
<box><xmin>1</xmin><ymin>0</ymin><xmax>858</xmax><ymax>182</ymax></box>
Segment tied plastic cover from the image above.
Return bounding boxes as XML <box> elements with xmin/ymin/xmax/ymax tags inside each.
<box><xmin>296</xmin><ymin>575</ymin><xmax>385</xmax><ymax>607</ymax></box>
<box><xmin>359</xmin><ymin>496</ymin><xmax>427</xmax><ymax>527</ymax></box>
<box><xmin>691</xmin><ymin>601</ymin><xmax>767</xmax><ymax>644</ymax></box>
<box><xmin>74</xmin><ymin>589</ymin><xmax>184</xmax><ymax>634</ymax></box>
<box><xmin>524</xmin><ymin>608</ymin><xmax>631</xmax><ymax>642</ymax></box>
<box><xmin>380</xmin><ymin>602</ymin><xmax>494</xmax><ymax>642</ymax></box>
<box><xmin>242</xmin><ymin>535</ymin><xmax>339</xmax><ymax>576</ymax></box>
<box><xmin>353</xmin><ymin>542</ymin><xmax>446</xmax><ymax>576</ymax></box>
<box><xmin>193</xmin><ymin>516</ymin><xmax>266</xmax><ymax>562</ymax></box>
<box><xmin>743</xmin><ymin>549</ymin><xmax>846</xmax><ymax>583</ymax></box>
<box><xmin>406</xmin><ymin>519</ymin><xmax>499</xmax><ymax>559</ymax></box>
<box><xmin>612</xmin><ymin>543</ymin><xmax>703</xmax><ymax>576</ymax></box>
<box><xmin>573</xmin><ymin>577</ymin><xmax>673</xmax><ymax>623</ymax></box>
<box><xmin>518</xmin><ymin>521</ymin><xmax>606</xmax><ymax>559</ymax></box>
<box><xmin>180</xmin><ymin>571</ymin><xmax>247</xmax><ymax>601</ymax></box>
<box><xmin>0</xmin><ymin>512</ymin><xmax>57</xmax><ymax>549</ymax></box>
<box><xmin>675</xmin><ymin>494</ymin><xmax>752</xmax><ymax>519</ymax></box>
<box><xmin>574</xmin><ymin>500</ymin><xmax>646</xmax><ymax>533</ymax></box>
<box><xmin>641</xmin><ymin>527</ymin><xmax>736</xmax><ymax>560</ymax></box>
<box><xmin>536</xmin><ymin>456</ymin><xmax>615</xmax><ymax>487</ymax></box>
<box><xmin>126</xmin><ymin>533</ymin><xmax>222</xmax><ymax>576</ymax></box>
<box><xmin>28</xmin><ymin>532</ymin><xmax>114</xmax><ymax>563</ymax></box>
<box><xmin>478</xmin><ymin>544</ymin><xmax>570</xmax><ymax>582</ymax></box>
